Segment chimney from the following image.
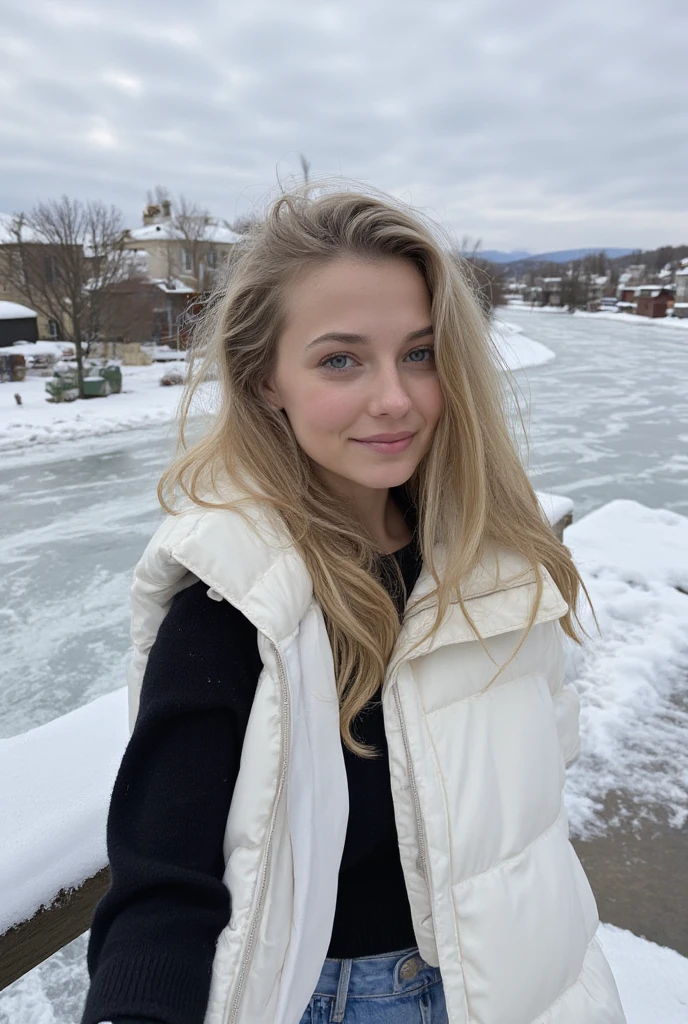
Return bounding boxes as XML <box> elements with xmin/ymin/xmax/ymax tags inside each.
<box><xmin>161</xmin><ymin>199</ymin><xmax>172</xmax><ymax>218</ymax></box>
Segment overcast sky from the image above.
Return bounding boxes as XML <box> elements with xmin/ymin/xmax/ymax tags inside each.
<box><xmin>1</xmin><ymin>0</ymin><xmax>686</xmax><ymax>253</ymax></box>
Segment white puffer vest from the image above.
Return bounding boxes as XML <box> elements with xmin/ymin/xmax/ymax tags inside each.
<box><xmin>127</xmin><ymin>497</ymin><xmax>625</xmax><ymax>1024</ymax></box>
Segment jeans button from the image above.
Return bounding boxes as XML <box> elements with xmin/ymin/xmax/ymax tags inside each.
<box><xmin>400</xmin><ymin>956</ymin><xmax>421</xmax><ymax>980</ymax></box>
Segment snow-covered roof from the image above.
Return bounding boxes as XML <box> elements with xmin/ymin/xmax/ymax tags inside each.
<box><xmin>124</xmin><ymin>217</ymin><xmax>242</xmax><ymax>245</ymax></box>
<box><xmin>540</xmin><ymin>277</ymin><xmax>562</xmax><ymax>284</ymax></box>
<box><xmin>151</xmin><ymin>277</ymin><xmax>196</xmax><ymax>295</ymax></box>
<box><xmin>635</xmin><ymin>285</ymin><xmax>671</xmax><ymax>295</ymax></box>
<box><xmin>676</xmin><ymin>266</ymin><xmax>688</xmax><ymax>277</ymax></box>
<box><xmin>0</xmin><ymin>300</ymin><xmax>37</xmax><ymax>320</ymax></box>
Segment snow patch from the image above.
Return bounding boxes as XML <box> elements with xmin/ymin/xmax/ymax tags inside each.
<box><xmin>598</xmin><ymin>923</ymin><xmax>688</xmax><ymax>1024</ymax></box>
<box><xmin>563</xmin><ymin>501</ymin><xmax>688</xmax><ymax>837</ymax></box>
<box><xmin>491</xmin><ymin>318</ymin><xmax>556</xmax><ymax>369</ymax></box>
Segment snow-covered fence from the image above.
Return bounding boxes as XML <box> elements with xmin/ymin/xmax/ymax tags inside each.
<box><xmin>0</xmin><ymin>493</ymin><xmax>573</xmax><ymax>990</ymax></box>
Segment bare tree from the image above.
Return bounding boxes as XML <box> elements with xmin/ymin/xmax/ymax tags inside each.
<box><xmin>6</xmin><ymin>198</ymin><xmax>131</xmax><ymax>396</ymax></box>
<box><xmin>172</xmin><ymin>194</ymin><xmax>214</xmax><ymax>290</ymax></box>
<box><xmin>455</xmin><ymin>240</ymin><xmax>506</xmax><ymax>314</ymax></box>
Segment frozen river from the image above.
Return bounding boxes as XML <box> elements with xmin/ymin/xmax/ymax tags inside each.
<box><xmin>1</xmin><ymin>306</ymin><xmax>687</xmax><ymax>739</ymax></box>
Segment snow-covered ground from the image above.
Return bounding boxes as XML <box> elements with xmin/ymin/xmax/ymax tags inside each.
<box><xmin>0</xmin><ymin>361</ymin><xmax>190</xmax><ymax>453</ymax></box>
<box><xmin>563</xmin><ymin>501</ymin><xmax>688</xmax><ymax>838</ymax></box>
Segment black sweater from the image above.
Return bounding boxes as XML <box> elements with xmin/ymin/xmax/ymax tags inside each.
<box><xmin>82</xmin><ymin>538</ymin><xmax>422</xmax><ymax>1024</ymax></box>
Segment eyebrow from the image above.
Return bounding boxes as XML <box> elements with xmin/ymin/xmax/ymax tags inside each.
<box><xmin>305</xmin><ymin>325</ymin><xmax>434</xmax><ymax>350</ymax></box>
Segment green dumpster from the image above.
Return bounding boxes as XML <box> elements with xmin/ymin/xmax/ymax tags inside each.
<box><xmin>99</xmin><ymin>362</ymin><xmax>122</xmax><ymax>394</ymax></box>
<box><xmin>83</xmin><ymin>376</ymin><xmax>111</xmax><ymax>398</ymax></box>
<box><xmin>45</xmin><ymin>373</ymin><xmax>79</xmax><ymax>403</ymax></box>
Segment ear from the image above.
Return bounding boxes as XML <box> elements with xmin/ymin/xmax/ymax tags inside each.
<box><xmin>261</xmin><ymin>376</ymin><xmax>283</xmax><ymax>411</ymax></box>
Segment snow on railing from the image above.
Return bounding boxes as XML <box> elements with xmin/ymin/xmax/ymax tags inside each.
<box><xmin>0</xmin><ymin>689</ymin><xmax>128</xmax><ymax>989</ymax></box>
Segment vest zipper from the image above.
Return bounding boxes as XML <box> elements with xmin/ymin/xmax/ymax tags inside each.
<box><xmin>224</xmin><ymin>643</ymin><xmax>291</xmax><ymax>1024</ymax></box>
<box><xmin>392</xmin><ymin>679</ymin><xmax>430</xmax><ymax>888</ymax></box>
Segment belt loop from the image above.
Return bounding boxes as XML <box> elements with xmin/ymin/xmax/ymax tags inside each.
<box><xmin>331</xmin><ymin>958</ymin><xmax>352</xmax><ymax>1022</ymax></box>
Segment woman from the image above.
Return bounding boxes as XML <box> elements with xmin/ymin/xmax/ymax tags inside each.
<box><xmin>82</xmin><ymin>183</ymin><xmax>625</xmax><ymax>1024</ymax></box>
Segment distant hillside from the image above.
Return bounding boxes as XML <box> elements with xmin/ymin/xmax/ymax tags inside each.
<box><xmin>476</xmin><ymin>250</ymin><xmax>532</xmax><ymax>264</ymax></box>
<box><xmin>526</xmin><ymin>247</ymin><xmax>635</xmax><ymax>264</ymax></box>
<box><xmin>470</xmin><ymin>247</ymin><xmax>635</xmax><ymax>268</ymax></box>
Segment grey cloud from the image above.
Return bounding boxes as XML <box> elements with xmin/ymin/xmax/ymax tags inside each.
<box><xmin>0</xmin><ymin>0</ymin><xmax>686</xmax><ymax>250</ymax></box>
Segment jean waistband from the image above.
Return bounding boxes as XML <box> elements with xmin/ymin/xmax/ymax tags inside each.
<box><xmin>312</xmin><ymin>946</ymin><xmax>441</xmax><ymax>1001</ymax></box>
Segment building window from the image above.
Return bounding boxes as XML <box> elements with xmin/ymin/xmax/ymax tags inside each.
<box><xmin>181</xmin><ymin>248</ymin><xmax>193</xmax><ymax>273</ymax></box>
<box><xmin>206</xmin><ymin>249</ymin><xmax>218</xmax><ymax>269</ymax></box>
<box><xmin>48</xmin><ymin>319</ymin><xmax>60</xmax><ymax>339</ymax></box>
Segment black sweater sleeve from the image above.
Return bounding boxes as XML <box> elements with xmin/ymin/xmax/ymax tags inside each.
<box><xmin>81</xmin><ymin>581</ymin><xmax>263</xmax><ymax>1024</ymax></box>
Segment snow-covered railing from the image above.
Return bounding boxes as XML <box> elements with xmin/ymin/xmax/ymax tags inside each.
<box><xmin>0</xmin><ymin>494</ymin><xmax>573</xmax><ymax>990</ymax></box>
<box><xmin>0</xmin><ymin>689</ymin><xmax>128</xmax><ymax>989</ymax></box>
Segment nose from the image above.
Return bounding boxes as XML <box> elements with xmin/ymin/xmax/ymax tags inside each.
<box><xmin>368</xmin><ymin>361</ymin><xmax>413</xmax><ymax>418</ymax></box>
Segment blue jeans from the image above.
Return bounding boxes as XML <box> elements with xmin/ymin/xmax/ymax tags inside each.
<box><xmin>299</xmin><ymin>946</ymin><xmax>448</xmax><ymax>1023</ymax></box>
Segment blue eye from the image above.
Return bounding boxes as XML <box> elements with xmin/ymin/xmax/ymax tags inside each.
<box><xmin>406</xmin><ymin>346</ymin><xmax>434</xmax><ymax>363</ymax></box>
<box><xmin>319</xmin><ymin>346</ymin><xmax>434</xmax><ymax>372</ymax></box>
<box><xmin>321</xmin><ymin>353</ymin><xmax>355</xmax><ymax>371</ymax></box>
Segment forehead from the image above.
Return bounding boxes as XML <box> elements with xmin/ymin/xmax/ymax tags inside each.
<box><xmin>281</xmin><ymin>257</ymin><xmax>431</xmax><ymax>340</ymax></box>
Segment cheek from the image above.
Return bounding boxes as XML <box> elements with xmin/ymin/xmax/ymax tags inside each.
<box><xmin>415</xmin><ymin>375</ymin><xmax>444</xmax><ymax>428</ymax></box>
<box><xmin>293</xmin><ymin>384</ymin><xmax>360</xmax><ymax>435</ymax></box>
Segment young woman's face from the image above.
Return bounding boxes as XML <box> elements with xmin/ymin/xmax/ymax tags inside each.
<box><xmin>265</xmin><ymin>257</ymin><xmax>443</xmax><ymax>496</ymax></box>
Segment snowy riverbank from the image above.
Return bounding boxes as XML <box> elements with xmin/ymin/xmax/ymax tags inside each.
<box><xmin>505</xmin><ymin>300</ymin><xmax>688</xmax><ymax>330</ymax></box>
<box><xmin>0</xmin><ymin>361</ymin><xmax>190</xmax><ymax>454</ymax></box>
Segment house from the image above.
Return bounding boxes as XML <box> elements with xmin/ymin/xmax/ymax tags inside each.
<box><xmin>616</xmin><ymin>264</ymin><xmax>646</xmax><ymax>298</ymax></box>
<box><xmin>531</xmin><ymin>276</ymin><xmax>562</xmax><ymax>306</ymax></box>
<box><xmin>0</xmin><ymin>214</ymin><xmax>62</xmax><ymax>340</ymax></box>
<box><xmin>673</xmin><ymin>258</ymin><xmax>688</xmax><ymax>319</ymax></box>
<box><xmin>0</xmin><ymin>300</ymin><xmax>38</xmax><ymax>347</ymax></box>
<box><xmin>120</xmin><ymin>203</ymin><xmax>242</xmax><ymax>296</ymax></box>
<box><xmin>634</xmin><ymin>285</ymin><xmax>674</xmax><ymax>319</ymax></box>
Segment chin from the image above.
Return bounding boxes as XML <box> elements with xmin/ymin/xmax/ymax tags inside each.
<box><xmin>345</xmin><ymin>461</ymin><xmax>418</xmax><ymax>490</ymax></box>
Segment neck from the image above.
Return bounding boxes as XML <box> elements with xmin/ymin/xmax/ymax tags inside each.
<box><xmin>318</xmin><ymin>472</ymin><xmax>413</xmax><ymax>553</ymax></box>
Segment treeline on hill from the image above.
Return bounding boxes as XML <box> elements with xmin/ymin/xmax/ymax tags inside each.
<box><xmin>499</xmin><ymin>244</ymin><xmax>688</xmax><ymax>285</ymax></box>
<box><xmin>458</xmin><ymin>243</ymin><xmax>688</xmax><ymax>311</ymax></box>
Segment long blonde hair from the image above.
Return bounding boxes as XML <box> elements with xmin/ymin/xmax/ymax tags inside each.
<box><xmin>159</xmin><ymin>179</ymin><xmax>590</xmax><ymax>756</ymax></box>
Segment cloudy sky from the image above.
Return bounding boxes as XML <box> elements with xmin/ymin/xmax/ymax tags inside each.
<box><xmin>1</xmin><ymin>0</ymin><xmax>686</xmax><ymax>253</ymax></box>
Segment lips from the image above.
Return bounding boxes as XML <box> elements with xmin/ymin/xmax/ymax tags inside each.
<box><xmin>356</xmin><ymin>432</ymin><xmax>415</xmax><ymax>443</ymax></box>
<box><xmin>352</xmin><ymin>432</ymin><xmax>417</xmax><ymax>454</ymax></box>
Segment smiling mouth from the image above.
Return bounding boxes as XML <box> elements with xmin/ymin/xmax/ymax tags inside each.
<box><xmin>352</xmin><ymin>433</ymin><xmax>417</xmax><ymax>453</ymax></box>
